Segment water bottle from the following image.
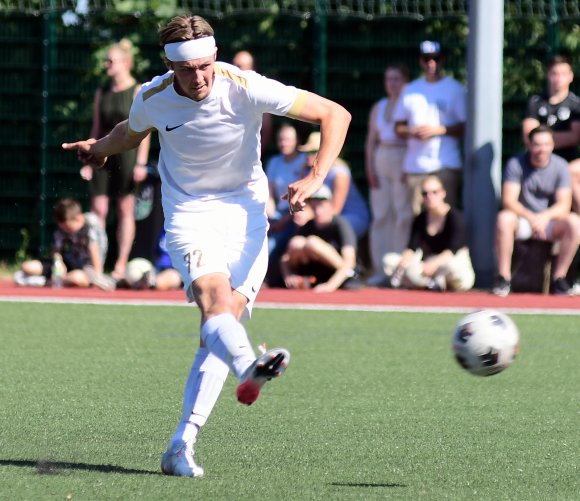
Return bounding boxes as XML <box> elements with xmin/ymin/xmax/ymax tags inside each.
<box><xmin>51</xmin><ymin>253</ymin><xmax>65</xmax><ymax>288</ymax></box>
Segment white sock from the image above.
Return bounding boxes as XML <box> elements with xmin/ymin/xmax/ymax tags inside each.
<box><xmin>169</xmin><ymin>347</ymin><xmax>229</xmax><ymax>451</ymax></box>
<box><xmin>201</xmin><ymin>313</ymin><xmax>256</xmax><ymax>380</ymax></box>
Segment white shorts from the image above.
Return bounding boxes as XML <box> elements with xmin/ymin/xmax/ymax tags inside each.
<box><xmin>165</xmin><ymin>203</ymin><xmax>269</xmax><ymax>318</ymax></box>
<box><xmin>516</xmin><ymin>217</ymin><xmax>556</xmax><ymax>241</ymax></box>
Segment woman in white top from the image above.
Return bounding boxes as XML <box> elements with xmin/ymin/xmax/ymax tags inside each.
<box><xmin>365</xmin><ymin>64</ymin><xmax>414</xmax><ymax>285</ymax></box>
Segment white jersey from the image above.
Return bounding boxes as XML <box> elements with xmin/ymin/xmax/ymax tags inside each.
<box><xmin>128</xmin><ymin>62</ymin><xmax>305</xmax><ymax>214</ymax></box>
<box><xmin>393</xmin><ymin>76</ymin><xmax>466</xmax><ymax>173</ymax></box>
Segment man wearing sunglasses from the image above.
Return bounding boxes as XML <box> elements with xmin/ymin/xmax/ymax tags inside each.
<box><xmin>394</xmin><ymin>40</ymin><xmax>466</xmax><ymax>215</ymax></box>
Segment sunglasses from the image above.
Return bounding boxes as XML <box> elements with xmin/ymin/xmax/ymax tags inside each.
<box><xmin>421</xmin><ymin>189</ymin><xmax>441</xmax><ymax>197</ymax></box>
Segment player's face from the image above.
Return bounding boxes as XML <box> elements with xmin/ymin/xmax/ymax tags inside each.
<box><xmin>170</xmin><ymin>53</ymin><xmax>216</xmax><ymax>101</ymax></box>
<box><xmin>529</xmin><ymin>131</ymin><xmax>554</xmax><ymax>166</ymax></box>
<box><xmin>384</xmin><ymin>68</ymin><xmax>406</xmax><ymax>97</ymax></box>
<box><xmin>547</xmin><ymin>63</ymin><xmax>573</xmax><ymax>94</ymax></box>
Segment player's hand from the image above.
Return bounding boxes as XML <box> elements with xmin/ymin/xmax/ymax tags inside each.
<box><xmin>62</xmin><ymin>138</ymin><xmax>107</xmax><ymax>168</ymax></box>
<box><xmin>282</xmin><ymin>176</ymin><xmax>323</xmax><ymax>215</ymax></box>
<box><xmin>80</xmin><ymin>165</ymin><xmax>93</xmax><ymax>181</ymax></box>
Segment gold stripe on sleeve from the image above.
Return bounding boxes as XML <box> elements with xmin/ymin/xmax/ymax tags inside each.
<box><xmin>214</xmin><ymin>64</ymin><xmax>249</xmax><ymax>88</ymax></box>
<box><xmin>286</xmin><ymin>90</ymin><xmax>309</xmax><ymax>119</ymax></box>
<box><xmin>143</xmin><ymin>74</ymin><xmax>174</xmax><ymax>101</ymax></box>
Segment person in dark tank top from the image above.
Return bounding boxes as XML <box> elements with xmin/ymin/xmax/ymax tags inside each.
<box><xmin>80</xmin><ymin>38</ymin><xmax>151</xmax><ymax>280</ymax></box>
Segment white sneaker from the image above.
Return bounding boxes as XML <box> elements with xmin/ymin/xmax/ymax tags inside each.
<box><xmin>161</xmin><ymin>442</ymin><xmax>204</xmax><ymax>477</ymax></box>
<box><xmin>236</xmin><ymin>348</ymin><xmax>290</xmax><ymax>405</ymax></box>
<box><xmin>13</xmin><ymin>271</ymin><xmax>46</xmax><ymax>287</ymax></box>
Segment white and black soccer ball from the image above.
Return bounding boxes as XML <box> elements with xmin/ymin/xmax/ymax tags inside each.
<box><xmin>125</xmin><ymin>258</ymin><xmax>154</xmax><ymax>287</ymax></box>
<box><xmin>452</xmin><ymin>309</ymin><xmax>520</xmax><ymax>377</ymax></box>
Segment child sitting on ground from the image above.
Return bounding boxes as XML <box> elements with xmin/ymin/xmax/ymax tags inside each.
<box><xmin>14</xmin><ymin>198</ymin><xmax>115</xmax><ymax>290</ymax></box>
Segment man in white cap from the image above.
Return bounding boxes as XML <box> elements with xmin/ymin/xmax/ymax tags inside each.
<box><xmin>393</xmin><ymin>40</ymin><xmax>466</xmax><ymax>214</ymax></box>
<box><xmin>62</xmin><ymin>14</ymin><xmax>351</xmax><ymax>477</ymax></box>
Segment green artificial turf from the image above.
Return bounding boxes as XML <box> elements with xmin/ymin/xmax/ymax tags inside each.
<box><xmin>0</xmin><ymin>302</ymin><xmax>578</xmax><ymax>500</ymax></box>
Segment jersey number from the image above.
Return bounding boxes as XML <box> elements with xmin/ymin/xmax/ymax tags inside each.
<box><xmin>184</xmin><ymin>249</ymin><xmax>203</xmax><ymax>274</ymax></box>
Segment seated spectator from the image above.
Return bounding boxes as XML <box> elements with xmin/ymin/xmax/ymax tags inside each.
<box><xmin>264</xmin><ymin>123</ymin><xmax>308</xmax><ymax>286</ymax></box>
<box><xmin>125</xmin><ymin>229</ymin><xmax>182</xmax><ymax>291</ymax></box>
<box><xmin>279</xmin><ymin>185</ymin><xmax>361</xmax><ymax>292</ymax></box>
<box><xmin>522</xmin><ymin>55</ymin><xmax>580</xmax><ymax>212</ymax></box>
<box><xmin>299</xmin><ymin>132</ymin><xmax>370</xmax><ymax>240</ymax></box>
<box><xmin>382</xmin><ymin>175</ymin><xmax>475</xmax><ymax>291</ymax></box>
<box><xmin>493</xmin><ymin>125</ymin><xmax>580</xmax><ymax>296</ymax></box>
<box><xmin>14</xmin><ymin>198</ymin><xmax>115</xmax><ymax>290</ymax></box>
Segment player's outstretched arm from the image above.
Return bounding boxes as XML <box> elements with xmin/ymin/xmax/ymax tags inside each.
<box><xmin>285</xmin><ymin>92</ymin><xmax>351</xmax><ymax>213</ymax></box>
<box><xmin>62</xmin><ymin>120</ymin><xmax>149</xmax><ymax>168</ymax></box>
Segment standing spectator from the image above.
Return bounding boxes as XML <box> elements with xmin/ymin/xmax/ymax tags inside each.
<box><xmin>493</xmin><ymin>126</ymin><xmax>580</xmax><ymax>296</ymax></box>
<box><xmin>365</xmin><ymin>64</ymin><xmax>413</xmax><ymax>285</ymax></box>
<box><xmin>394</xmin><ymin>41</ymin><xmax>466</xmax><ymax>214</ymax></box>
<box><xmin>522</xmin><ymin>55</ymin><xmax>580</xmax><ymax>211</ymax></box>
<box><xmin>280</xmin><ymin>185</ymin><xmax>361</xmax><ymax>292</ymax></box>
<box><xmin>80</xmin><ymin>39</ymin><xmax>151</xmax><ymax>280</ymax></box>
<box><xmin>14</xmin><ymin>198</ymin><xmax>115</xmax><ymax>290</ymax></box>
<box><xmin>232</xmin><ymin>50</ymin><xmax>274</xmax><ymax>158</ymax></box>
<box><xmin>299</xmin><ymin>131</ymin><xmax>370</xmax><ymax>240</ymax></box>
<box><xmin>264</xmin><ymin>123</ymin><xmax>308</xmax><ymax>286</ymax></box>
<box><xmin>63</xmin><ymin>14</ymin><xmax>351</xmax><ymax>477</ymax></box>
<box><xmin>383</xmin><ymin>175</ymin><xmax>474</xmax><ymax>292</ymax></box>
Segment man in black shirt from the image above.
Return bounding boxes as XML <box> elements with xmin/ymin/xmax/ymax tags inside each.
<box><xmin>522</xmin><ymin>55</ymin><xmax>580</xmax><ymax>210</ymax></box>
<box><xmin>279</xmin><ymin>185</ymin><xmax>361</xmax><ymax>291</ymax></box>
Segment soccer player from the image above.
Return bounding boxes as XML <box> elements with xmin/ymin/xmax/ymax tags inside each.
<box><xmin>62</xmin><ymin>15</ymin><xmax>351</xmax><ymax>477</ymax></box>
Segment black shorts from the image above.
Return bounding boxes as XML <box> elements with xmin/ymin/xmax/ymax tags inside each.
<box><xmin>90</xmin><ymin>151</ymin><xmax>137</xmax><ymax>198</ymax></box>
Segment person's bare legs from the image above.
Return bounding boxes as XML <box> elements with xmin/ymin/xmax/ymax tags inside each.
<box><xmin>551</xmin><ymin>214</ymin><xmax>580</xmax><ymax>279</ymax></box>
<box><xmin>91</xmin><ymin>194</ymin><xmax>109</xmax><ymax>228</ymax></box>
<box><xmin>113</xmin><ymin>193</ymin><xmax>136</xmax><ymax>279</ymax></box>
<box><xmin>569</xmin><ymin>159</ymin><xmax>580</xmax><ymax>214</ymax></box>
<box><xmin>495</xmin><ymin>209</ymin><xmax>518</xmax><ymax>280</ymax></box>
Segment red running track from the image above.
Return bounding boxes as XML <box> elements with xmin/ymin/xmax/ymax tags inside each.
<box><xmin>1</xmin><ymin>280</ymin><xmax>578</xmax><ymax>313</ymax></box>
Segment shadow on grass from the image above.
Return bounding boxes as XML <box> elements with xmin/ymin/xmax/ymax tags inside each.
<box><xmin>0</xmin><ymin>459</ymin><xmax>157</xmax><ymax>476</ymax></box>
<box><xmin>330</xmin><ymin>482</ymin><xmax>406</xmax><ymax>488</ymax></box>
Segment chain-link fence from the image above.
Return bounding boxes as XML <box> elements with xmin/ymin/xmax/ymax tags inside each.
<box><xmin>0</xmin><ymin>1</ymin><xmax>579</xmax><ymax>260</ymax></box>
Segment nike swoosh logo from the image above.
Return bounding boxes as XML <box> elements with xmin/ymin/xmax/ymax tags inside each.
<box><xmin>165</xmin><ymin>123</ymin><xmax>185</xmax><ymax>132</ymax></box>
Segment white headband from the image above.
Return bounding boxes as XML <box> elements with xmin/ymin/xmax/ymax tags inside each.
<box><xmin>164</xmin><ymin>36</ymin><xmax>216</xmax><ymax>62</ymax></box>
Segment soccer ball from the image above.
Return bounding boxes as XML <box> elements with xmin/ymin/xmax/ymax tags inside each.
<box><xmin>125</xmin><ymin>258</ymin><xmax>153</xmax><ymax>287</ymax></box>
<box><xmin>452</xmin><ymin>309</ymin><xmax>520</xmax><ymax>377</ymax></box>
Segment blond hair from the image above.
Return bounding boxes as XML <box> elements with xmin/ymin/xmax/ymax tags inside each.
<box><xmin>158</xmin><ymin>15</ymin><xmax>214</xmax><ymax>46</ymax></box>
<box><xmin>109</xmin><ymin>38</ymin><xmax>135</xmax><ymax>69</ymax></box>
